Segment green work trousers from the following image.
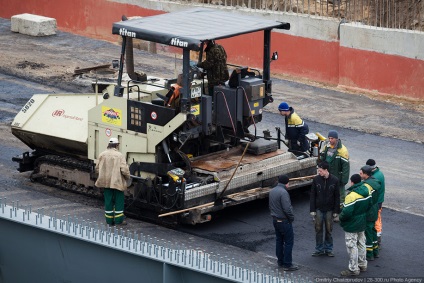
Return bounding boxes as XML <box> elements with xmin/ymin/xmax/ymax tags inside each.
<box><xmin>104</xmin><ymin>188</ymin><xmax>125</xmax><ymax>225</ymax></box>
<box><xmin>365</xmin><ymin>221</ymin><xmax>379</xmax><ymax>259</ymax></box>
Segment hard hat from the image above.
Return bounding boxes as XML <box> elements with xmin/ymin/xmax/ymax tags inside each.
<box><xmin>109</xmin><ymin>137</ymin><xmax>119</xmax><ymax>144</ymax></box>
<box><xmin>278</xmin><ymin>102</ymin><xmax>289</xmax><ymax>111</ymax></box>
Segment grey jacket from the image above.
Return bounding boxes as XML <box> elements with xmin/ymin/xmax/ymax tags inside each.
<box><xmin>269</xmin><ymin>183</ymin><xmax>294</xmax><ymax>222</ymax></box>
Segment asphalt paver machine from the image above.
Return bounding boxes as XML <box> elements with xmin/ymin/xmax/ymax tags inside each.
<box><xmin>11</xmin><ymin>8</ymin><xmax>318</xmax><ymax>224</ymax></box>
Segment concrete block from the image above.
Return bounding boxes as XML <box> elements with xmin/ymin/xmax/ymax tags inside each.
<box><xmin>11</xmin><ymin>13</ymin><xmax>56</xmax><ymax>36</ymax></box>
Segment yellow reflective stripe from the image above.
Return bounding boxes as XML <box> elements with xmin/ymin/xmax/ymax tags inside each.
<box><xmin>115</xmin><ymin>213</ymin><xmax>124</xmax><ymax>218</ymax></box>
<box><xmin>105</xmin><ymin>214</ymin><xmax>114</xmax><ymax>218</ymax></box>
<box><xmin>364</xmin><ymin>183</ymin><xmax>374</xmax><ymax>194</ymax></box>
<box><xmin>344</xmin><ymin>191</ymin><xmax>363</xmax><ymax>204</ymax></box>
<box><xmin>338</xmin><ymin>145</ymin><xmax>349</xmax><ymax>159</ymax></box>
<box><xmin>343</xmin><ymin>195</ymin><xmax>372</xmax><ymax>208</ymax></box>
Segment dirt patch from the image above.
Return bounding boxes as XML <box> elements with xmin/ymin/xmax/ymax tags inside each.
<box><xmin>16</xmin><ymin>60</ymin><xmax>48</xmax><ymax>70</ymax></box>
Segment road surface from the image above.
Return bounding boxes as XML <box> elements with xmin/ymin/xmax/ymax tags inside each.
<box><xmin>1</xmin><ymin>73</ymin><xmax>423</xmax><ymax>278</ymax></box>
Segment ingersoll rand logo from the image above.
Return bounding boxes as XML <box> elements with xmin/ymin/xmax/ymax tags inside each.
<box><xmin>119</xmin><ymin>28</ymin><xmax>136</xmax><ymax>38</ymax></box>
<box><xmin>170</xmin><ymin>38</ymin><xmax>188</xmax><ymax>47</ymax></box>
<box><xmin>51</xmin><ymin>109</ymin><xmax>83</xmax><ymax>121</ymax></box>
<box><xmin>52</xmin><ymin>109</ymin><xmax>65</xmax><ymax>117</ymax></box>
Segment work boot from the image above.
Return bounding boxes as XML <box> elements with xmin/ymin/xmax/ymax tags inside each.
<box><xmin>282</xmin><ymin>265</ymin><xmax>299</xmax><ymax>272</ymax></box>
<box><xmin>359</xmin><ymin>266</ymin><xmax>367</xmax><ymax>272</ymax></box>
<box><xmin>312</xmin><ymin>251</ymin><xmax>326</xmax><ymax>257</ymax></box>
<box><xmin>326</xmin><ymin>251</ymin><xmax>335</xmax><ymax>257</ymax></box>
<box><xmin>340</xmin><ymin>269</ymin><xmax>360</xmax><ymax>276</ymax></box>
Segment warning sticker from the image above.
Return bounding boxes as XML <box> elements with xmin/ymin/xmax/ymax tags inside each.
<box><xmin>102</xmin><ymin>106</ymin><xmax>122</xmax><ymax>126</ymax></box>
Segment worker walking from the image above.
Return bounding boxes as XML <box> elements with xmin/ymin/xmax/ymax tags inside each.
<box><xmin>95</xmin><ymin>137</ymin><xmax>131</xmax><ymax>226</ymax></box>
<box><xmin>339</xmin><ymin>174</ymin><xmax>371</xmax><ymax>276</ymax></box>
<box><xmin>269</xmin><ymin>175</ymin><xmax>299</xmax><ymax>271</ymax></box>
<box><xmin>366</xmin><ymin>159</ymin><xmax>385</xmax><ymax>248</ymax></box>
<box><xmin>320</xmin><ymin>130</ymin><xmax>350</xmax><ymax>213</ymax></box>
<box><xmin>197</xmin><ymin>40</ymin><xmax>229</xmax><ymax>96</ymax></box>
<box><xmin>310</xmin><ymin>161</ymin><xmax>340</xmax><ymax>257</ymax></box>
<box><xmin>278</xmin><ymin>102</ymin><xmax>310</xmax><ymax>152</ymax></box>
<box><xmin>360</xmin><ymin>165</ymin><xmax>381</xmax><ymax>261</ymax></box>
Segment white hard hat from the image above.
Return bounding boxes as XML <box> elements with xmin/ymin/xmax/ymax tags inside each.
<box><xmin>109</xmin><ymin>137</ymin><xmax>119</xmax><ymax>144</ymax></box>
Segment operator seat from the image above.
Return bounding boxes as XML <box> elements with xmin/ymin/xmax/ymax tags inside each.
<box><xmin>228</xmin><ymin>67</ymin><xmax>256</xmax><ymax>88</ymax></box>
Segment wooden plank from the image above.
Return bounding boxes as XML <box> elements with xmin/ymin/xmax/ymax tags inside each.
<box><xmin>74</xmin><ymin>64</ymin><xmax>111</xmax><ymax>75</ymax></box>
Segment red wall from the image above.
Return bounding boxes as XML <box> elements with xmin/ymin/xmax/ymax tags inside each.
<box><xmin>222</xmin><ymin>33</ymin><xmax>340</xmax><ymax>85</ymax></box>
<box><xmin>0</xmin><ymin>0</ymin><xmax>163</xmax><ymax>41</ymax></box>
<box><xmin>339</xmin><ymin>47</ymin><xmax>424</xmax><ymax>99</ymax></box>
<box><xmin>1</xmin><ymin>0</ymin><xmax>422</xmax><ymax>98</ymax></box>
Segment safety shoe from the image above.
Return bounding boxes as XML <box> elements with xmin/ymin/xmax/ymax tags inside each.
<box><xmin>326</xmin><ymin>251</ymin><xmax>335</xmax><ymax>257</ymax></box>
<box><xmin>340</xmin><ymin>269</ymin><xmax>360</xmax><ymax>276</ymax></box>
<box><xmin>312</xmin><ymin>251</ymin><xmax>326</xmax><ymax>257</ymax></box>
<box><xmin>359</xmin><ymin>266</ymin><xmax>367</xmax><ymax>272</ymax></box>
<box><xmin>282</xmin><ymin>265</ymin><xmax>299</xmax><ymax>272</ymax></box>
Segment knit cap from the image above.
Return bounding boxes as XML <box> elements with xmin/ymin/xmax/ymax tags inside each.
<box><xmin>366</xmin><ymin>159</ymin><xmax>376</xmax><ymax>168</ymax></box>
<box><xmin>278</xmin><ymin>102</ymin><xmax>289</xmax><ymax>111</ymax></box>
<box><xmin>328</xmin><ymin>130</ymin><xmax>338</xmax><ymax>139</ymax></box>
<box><xmin>360</xmin><ymin>165</ymin><xmax>373</xmax><ymax>176</ymax></box>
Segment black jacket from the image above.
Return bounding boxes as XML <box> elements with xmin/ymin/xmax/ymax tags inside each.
<box><xmin>310</xmin><ymin>174</ymin><xmax>340</xmax><ymax>213</ymax></box>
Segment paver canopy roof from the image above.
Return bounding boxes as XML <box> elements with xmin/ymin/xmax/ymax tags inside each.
<box><xmin>112</xmin><ymin>8</ymin><xmax>290</xmax><ymax>51</ymax></box>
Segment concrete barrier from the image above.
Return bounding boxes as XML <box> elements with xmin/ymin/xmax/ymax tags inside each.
<box><xmin>11</xmin><ymin>13</ymin><xmax>56</xmax><ymax>36</ymax></box>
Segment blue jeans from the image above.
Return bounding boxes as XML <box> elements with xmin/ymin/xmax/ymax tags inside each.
<box><xmin>314</xmin><ymin>209</ymin><xmax>333</xmax><ymax>253</ymax></box>
<box><xmin>273</xmin><ymin>219</ymin><xmax>294</xmax><ymax>267</ymax></box>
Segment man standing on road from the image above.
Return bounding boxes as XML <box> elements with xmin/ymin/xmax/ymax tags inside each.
<box><xmin>278</xmin><ymin>102</ymin><xmax>310</xmax><ymax>153</ymax></box>
<box><xmin>95</xmin><ymin>137</ymin><xmax>131</xmax><ymax>226</ymax></box>
<box><xmin>366</xmin><ymin>159</ymin><xmax>385</xmax><ymax>248</ymax></box>
<box><xmin>360</xmin><ymin>165</ymin><xmax>381</xmax><ymax>261</ymax></box>
<box><xmin>269</xmin><ymin>175</ymin><xmax>299</xmax><ymax>271</ymax></box>
<box><xmin>320</xmin><ymin>130</ymin><xmax>350</xmax><ymax>212</ymax></box>
<box><xmin>197</xmin><ymin>40</ymin><xmax>229</xmax><ymax>96</ymax></box>
<box><xmin>339</xmin><ymin>174</ymin><xmax>370</xmax><ymax>276</ymax></box>
<box><xmin>310</xmin><ymin>161</ymin><xmax>340</xmax><ymax>257</ymax></box>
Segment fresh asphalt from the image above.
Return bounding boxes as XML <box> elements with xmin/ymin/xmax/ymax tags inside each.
<box><xmin>1</xmin><ymin>73</ymin><xmax>423</xmax><ymax>278</ymax></box>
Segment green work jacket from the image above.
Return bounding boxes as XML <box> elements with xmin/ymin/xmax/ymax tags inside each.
<box><xmin>340</xmin><ymin>182</ymin><xmax>371</xmax><ymax>233</ymax></box>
